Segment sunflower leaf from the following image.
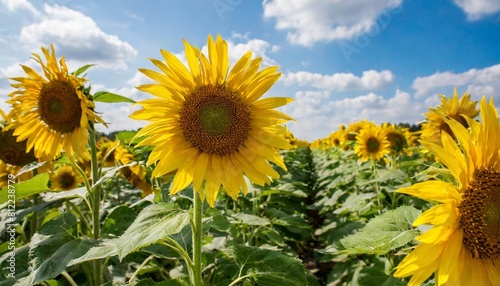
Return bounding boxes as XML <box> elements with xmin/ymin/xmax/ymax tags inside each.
<box><xmin>115</xmin><ymin>203</ymin><xmax>190</xmax><ymax>260</ymax></box>
<box><xmin>338</xmin><ymin>206</ymin><xmax>421</xmax><ymax>255</ymax></box>
<box><xmin>0</xmin><ymin>173</ymin><xmax>50</xmax><ymax>204</ymax></box>
<box><xmin>72</xmin><ymin>64</ymin><xmax>96</xmax><ymax>77</ymax></box>
<box><xmin>232</xmin><ymin>245</ymin><xmax>308</xmax><ymax>286</ymax></box>
<box><xmin>92</xmin><ymin>91</ymin><xmax>136</xmax><ymax>103</ymax></box>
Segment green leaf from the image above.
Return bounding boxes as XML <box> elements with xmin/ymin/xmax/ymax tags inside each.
<box><xmin>92</xmin><ymin>91</ymin><xmax>136</xmax><ymax>103</ymax></box>
<box><xmin>116</xmin><ymin>203</ymin><xmax>190</xmax><ymax>259</ymax></box>
<box><xmin>68</xmin><ymin>240</ymin><xmax>118</xmax><ymax>266</ymax></box>
<box><xmin>73</xmin><ymin>64</ymin><xmax>96</xmax><ymax>77</ymax></box>
<box><xmin>233</xmin><ymin>245</ymin><xmax>308</xmax><ymax>286</ymax></box>
<box><xmin>0</xmin><ymin>173</ymin><xmax>50</xmax><ymax>203</ymax></box>
<box><xmin>115</xmin><ymin>131</ymin><xmax>138</xmax><ymax>143</ymax></box>
<box><xmin>339</xmin><ymin>206</ymin><xmax>421</xmax><ymax>255</ymax></box>
<box><xmin>229</xmin><ymin>213</ymin><xmax>270</xmax><ymax>226</ymax></box>
<box><xmin>17</xmin><ymin>236</ymin><xmax>97</xmax><ymax>286</ymax></box>
<box><xmin>102</xmin><ymin>205</ymin><xmax>138</xmax><ymax>237</ymax></box>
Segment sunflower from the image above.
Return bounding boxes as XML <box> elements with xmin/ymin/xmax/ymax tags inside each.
<box><xmin>130</xmin><ymin>35</ymin><xmax>293</xmax><ymax>206</ymax></box>
<box><xmin>6</xmin><ymin>44</ymin><xmax>105</xmax><ymax>161</ymax></box>
<box><xmin>393</xmin><ymin>97</ymin><xmax>500</xmax><ymax>285</ymax></box>
<box><xmin>381</xmin><ymin>123</ymin><xmax>408</xmax><ymax>153</ymax></box>
<box><xmin>421</xmin><ymin>89</ymin><xmax>479</xmax><ymax>145</ymax></box>
<box><xmin>329</xmin><ymin>129</ymin><xmax>346</xmax><ymax>148</ymax></box>
<box><xmin>354</xmin><ymin>125</ymin><xmax>390</xmax><ymax>162</ymax></box>
<box><xmin>346</xmin><ymin>120</ymin><xmax>375</xmax><ymax>141</ymax></box>
<box><xmin>0</xmin><ymin>109</ymin><xmax>37</xmax><ymax>167</ymax></box>
<box><xmin>50</xmin><ymin>164</ymin><xmax>83</xmax><ymax>191</ymax></box>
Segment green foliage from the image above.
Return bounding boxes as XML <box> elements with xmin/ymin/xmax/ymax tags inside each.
<box><xmin>116</xmin><ymin>203</ymin><xmax>190</xmax><ymax>259</ymax></box>
<box><xmin>0</xmin><ymin>141</ymin><xmax>432</xmax><ymax>285</ymax></box>
<box><xmin>0</xmin><ymin>173</ymin><xmax>50</xmax><ymax>203</ymax></box>
<box><xmin>92</xmin><ymin>91</ymin><xmax>136</xmax><ymax>103</ymax></box>
<box><xmin>338</xmin><ymin>206</ymin><xmax>421</xmax><ymax>255</ymax></box>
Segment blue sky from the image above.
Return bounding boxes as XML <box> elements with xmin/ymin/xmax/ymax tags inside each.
<box><xmin>1</xmin><ymin>0</ymin><xmax>500</xmax><ymax>141</ymax></box>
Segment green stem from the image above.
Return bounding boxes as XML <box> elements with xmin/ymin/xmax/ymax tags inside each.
<box><xmin>128</xmin><ymin>255</ymin><xmax>154</xmax><ymax>283</ymax></box>
<box><xmin>192</xmin><ymin>191</ymin><xmax>203</xmax><ymax>286</ymax></box>
<box><xmin>89</xmin><ymin>125</ymin><xmax>102</xmax><ymax>285</ymax></box>
<box><xmin>30</xmin><ymin>195</ymin><xmax>39</xmax><ymax>238</ymax></box>
<box><xmin>228</xmin><ymin>274</ymin><xmax>252</xmax><ymax>286</ymax></box>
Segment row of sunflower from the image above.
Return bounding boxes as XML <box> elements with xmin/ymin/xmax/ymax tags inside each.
<box><xmin>0</xmin><ymin>32</ymin><xmax>498</xmax><ymax>286</ymax></box>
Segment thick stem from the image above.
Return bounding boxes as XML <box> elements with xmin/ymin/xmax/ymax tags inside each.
<box><xmin>89</xmin><ymin>124</ymin><xmax>102</xmax><ymax>285</ymax></box>
<box><xmin>192</xmin><ymin>191</ymin><xmax>203</xmax><ymax>286</ymax></box>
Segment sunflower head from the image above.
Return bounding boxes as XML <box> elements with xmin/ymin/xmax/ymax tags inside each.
<box><xmin>130</xmin><ymin>35</ymin><xmax>293</xmax><ymax>206</ymax></box>
<box><xmin>421</xmin><ymin>88</ymin><xmax>479</xmax><ymax>145</ymax></box>
<box><xmin>394</xmin><ymin>97</ymin><xmax>500</xmax><ymax>286</ymax></box>
<box><xmin>7</xmin><ymin>44</ymin><xmax>106</xmax><ymax>161</ymax></box>
<box><xmin>329</xmin><ymin>129</ymin><xmax>346</xmax><ymax>148</ymax></box>
<box><xmin>354</xmin><ymin>125</ymin><xmax>390</xmax><ymax>162</ymax></box>
<box><xmin>0</xmin><ymin>109</ymin><xmax>37</xmax><ymax>166</ymax></box>
<box><xmin>50</xmin><ymin>164</ymin><xmax>83</xmax><ymax>191</ymax></box>
<box><xmin>381</xmin><ymin>123</ymin><xmax>408</xmax><ymax>153</ymax></box>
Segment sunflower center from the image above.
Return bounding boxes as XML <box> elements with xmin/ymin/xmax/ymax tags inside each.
<box><xmin>180</xmin><ymin>85</ymin><xmax>251</xmax><ymax>156</ymax></box>
<box><xmin>387</xmin><ymin>132</ymin><xmax>406</xmax><ymax>152</ymax></box>
<box><xmin>38</xmin><ymin>80</ymin><xmax>83</xmax><ymax>133</ymax></box>
<box><xmin>366</xmin><ymin>137</ymin><xmax>381</xmax><ymax>153</ymax></box>
<box><xmin>58</xmin><ymin>171</ymin><xmax>76</xmax><ymax>190</ymax></box>
<box><xmin>459</xmin><ymin>169</ymin><xmax>500</xmax><ymax>259</ymax></box>
<box><xmin>0</xmin><ymin>129</ymin><xmax>37</xmax><ymax>166</ymax></box>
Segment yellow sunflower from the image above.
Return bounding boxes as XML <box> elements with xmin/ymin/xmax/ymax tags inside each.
<box><xmin>329</xmin><ymin>129</ymin><xmax>346</xmax><ymax>148</ymax></box>
<box><xmin>0</xmin><ymin>109</ymin><xmax>37</xmax><ymax>167</ymax></box>
<box><xmin>354</xmin><ymin>125</ymin><xmax>390</xmax><ymax>162</ymax></box>
<box><xmin>50</xmin><ymin>164</ymin><xmax>83</xmax><ymax>191</ymax></box>
<box><xmin>130</xmin><ymin>35</ymin><xmax>293</xmax><ymax>207</ymax></box>
<box><xmin>394</xmin><ymin>97</ymin><xmax>500</xmax><ymax>286</ymax></box>
<box><xmin>381</xmin><ymin>123</ymin><xmax>408</xmax><ymax>154</ymax></box>
<box><xmin>7</xmin><ymin>44</ymin><xmax>105</xmax><ymax>161</ymax></box>
<box><xmin>421</xmin><ymin>89</ymin><xmax>479</xmax><ymax>145</ymax></box>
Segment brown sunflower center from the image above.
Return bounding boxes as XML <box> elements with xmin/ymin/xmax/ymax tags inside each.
<box><xmin>459</xmin><ymin>169</ymin><xmax>500</xmax><ymax>259</ymax></box>
<box><xmin>38</xmin><ymin>80</ymin><xmax>83</xmax><ymax>133</ymax></box>
<box><xmin>387</xmin><ymin>132</ymin><xmax>407</xmax><ymax>152</ymax></box>
<box><xmin>57</xmin><ymin>171</ymin><xmax>76</xmax><ymax>190</ymax></box>
<box><xmin>366</xmin><ymin>137</ymin><xmax>381</xmax><ymax>153</ymax></box>
<box><xmin>180</xmin><ymin>85</ymin><xmax>251</xmax><ymax>156</ymax></box>
<box><xmin>0</xmin><ymin>129</ymin><xmax>37</xmax><ymax>166</ymax></box>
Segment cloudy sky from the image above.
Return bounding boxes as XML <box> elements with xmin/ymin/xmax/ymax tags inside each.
<box><xmin>1</xmin><ymin>0</ymin><xmax>500</xmax><ymax>141</ymax></box>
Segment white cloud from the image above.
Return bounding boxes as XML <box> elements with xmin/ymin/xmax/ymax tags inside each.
<box><xmin>0</xmin><ymin>0</ymin><xmax>39</xmax><ymax>15</ymax></box>
<box><xmin>263</xmin><ymin>0</ymin><xmax>403</xmax><ymax>46</ymax></box>
<box><xmin>282</xmin><ymin>69</ymin><xmax>394</xmax><ymax>91</ymax></box>
<box><xmin>18</xmin><ymin>4</ymin><xmax>137</xmax><ymax>69</ymax></box>
<box><xmin>453</xmin><ymin>0</ymin><xmax>500</xmax><ymax>20</ymax></box>
<box><xmin>284</xmin><ymin>89</ymin><xmax>424</xmax><ymax>140</ymax></box>
<box><xmin>412</xmin><ymin>63</ymin><xmax>500</xmax><ymax>100</ymax></box>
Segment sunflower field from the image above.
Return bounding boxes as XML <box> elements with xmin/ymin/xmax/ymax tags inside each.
<box><xmin>1</xmin><ymin>35</ymin><xmax>499</xmax><ymax>286</ymax></box>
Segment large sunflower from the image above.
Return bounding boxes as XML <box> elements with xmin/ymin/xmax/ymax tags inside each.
<box><xmin>354</xmin><ymin>125</ymin><xmax>390</xmax><ymax>162</ymax></box>
<box><xmin>421</xmin><ymin>89</ymin><xmax>479</xmax><ymax>145</ymax></box>
<box><xmin>7</xmin><ymin>44</ymin><xmax>105</xmax><ymax>161</ymax></box>
<box><xmin>130</xmin><ymin>35</ymin><xmax>293</xmax><ymax>206</ymax></box>
<box><xmin>393</xmin><ymin>97</ymin><xmax>500</xmax><ymax>285</ymax></box>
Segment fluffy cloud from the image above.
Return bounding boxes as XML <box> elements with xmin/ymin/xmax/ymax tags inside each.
<box><xmin>453</xmin><ymin>0</ymin><xmax>500</xmax><ymax>20</ymax></box>
<box><xmin>263</xmin><ymin>0</ymin><xmax>403</xmax><ymax>46</ymax></box>
<box><xmin>284</xmin><ymin>89</ymin><xmax>424</xmax><ymax>140</ymax></box>
<box><xmin>0</xmin><ymin>0</ymin><xmax>38</xmax><ymax>15</ymax></box>
<box><xmin>412</xmin><ymin>63</ymin><xmax>500</xmax><ymax>99</ymax></box>
<box><xmin>282</xmin><ymin>69</ymin><xmax>395</xmax><ymax>91</ymax></box>
<box><xmin>18</xmin><ymin>4</ymin><xmax>137</xmax><ymax>69</ymax></box>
